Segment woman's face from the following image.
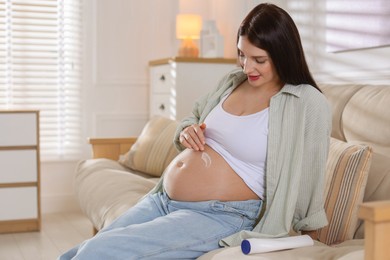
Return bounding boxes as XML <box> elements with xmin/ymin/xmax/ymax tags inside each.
<box><xmin>237</xmin><ymin>36</ymin><xmax>281</xmax><ymax>89</ymax></box>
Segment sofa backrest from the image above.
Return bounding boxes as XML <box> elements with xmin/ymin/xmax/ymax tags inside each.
<box><xmin>320</xmin><ymin>84</ymin><xmax>390</xmax><ymax>238</ymax></box>
<box><xmin>321</xmin><ymin>84</ymin><xmax>390</xmax><ymax>156</ymax></box>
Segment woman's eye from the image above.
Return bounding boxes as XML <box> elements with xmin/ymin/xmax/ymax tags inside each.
<box><xmin>256</xmin><ymin>59</ymin><xmax>266</xmax><ymax>64</ymax></box>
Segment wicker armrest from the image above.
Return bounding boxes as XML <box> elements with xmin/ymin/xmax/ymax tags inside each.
<box><xmin>88</xmin><ymin>137</ymin><xmax>137</xmax><ymax>160</ymax></box>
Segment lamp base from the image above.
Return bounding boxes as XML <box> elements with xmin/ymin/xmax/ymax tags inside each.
<box><xmin>178</xmin><ymin>38</ymin><xmax>199</xmax><ymax>58</ymax></box>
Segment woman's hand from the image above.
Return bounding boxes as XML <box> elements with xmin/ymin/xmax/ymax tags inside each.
<box><xmin>301</xmin><ymin>230</ymin><xmax>318</xmax><ymax>241</ymax></box>
<box><xmin>179</xmin><ymin>123</ymin><xmax>206</xmax><ymax>151</ymax></box>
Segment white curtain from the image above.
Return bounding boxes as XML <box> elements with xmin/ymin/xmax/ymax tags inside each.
<box><xmin>0</xmin><ymin>0</ymin><xmax>82</xmax><ymax>160</ymax></box>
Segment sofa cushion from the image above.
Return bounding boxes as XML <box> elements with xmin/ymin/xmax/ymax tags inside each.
<box><xmin>119</xmin><ymin>116</ymin><xmax>180</xmax><ymax>177</ymax></box>
<box><xmin>318</xmin><ymin>138</ymin><xmax>372</xmax><ymax>245</ymax></box>
<box><xmin>341</xmin><ymin>86</ymin><xmax>390</xmax><ymax>156</ymax></box>
<box><xmin>320</xmin><ymin>84</ymin><xmax>363</xmax><ymax>141</ymax></box>
<box><xmin>75</xmin><ymin>158</ymin><xmax>159</xmax><ymax>230</ymax></box>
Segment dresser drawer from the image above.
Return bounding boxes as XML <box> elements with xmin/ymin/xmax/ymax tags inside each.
<box><xmin>0</xmin><ymin>150</ymin><xmax>38</xmax><ymax>183</ymax></box>
<box><xmin>150</xmin><ymin>94</ymin><xmax>174</xmax><ymax>119</ymax></box>
<box><xmin>150</xmin><ymin>64</ymin><xmax>172</xmax><ymax>94</ymax></box>
<box><xmin>0</xmin><ymin>113</ymin><xmax>37</xmax><ymax>146</ymax></box>
<box><xmin>0</xmin><ymin>187</ymin><xmax>38</xmax><ymax>221</ymax></box>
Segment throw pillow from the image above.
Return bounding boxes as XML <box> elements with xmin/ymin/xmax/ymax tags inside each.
<box><xmin>318</xmin><ymin>137</ymin><xmax>372</xmax><ymax>245</ymax></box>
<box><xmin>119</xmin><ymin>116</ymin><xmax>179</xmax><ymax>177</ymax></box>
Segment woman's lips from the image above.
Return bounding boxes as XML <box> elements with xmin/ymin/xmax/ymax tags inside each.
<box><xmin>248</xmin><ymin>75</ymin><xmax>260</xmax><ymax>81</ymax></box>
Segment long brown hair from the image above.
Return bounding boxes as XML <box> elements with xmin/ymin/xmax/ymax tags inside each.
<box><xmin>238</xmin><ymin>3</ymin><xmax>320</xmax><ymax>91</ymax></box>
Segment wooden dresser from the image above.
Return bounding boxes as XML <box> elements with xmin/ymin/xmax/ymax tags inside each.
<box><xmin>149</xmin><ymin>57</ymin><xmax>238</xmax><ymax>120</ymax></box>
<box><xmin>0</xmin><ymin>110</ymin><xmax>40</xmax><ymax>233</ymax></box>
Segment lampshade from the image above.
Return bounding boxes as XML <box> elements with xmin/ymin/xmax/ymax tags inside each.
<box><xmin>176</xmin><ymin>14</ymin><xmax>202</xmax><ymax>39</ymax></box>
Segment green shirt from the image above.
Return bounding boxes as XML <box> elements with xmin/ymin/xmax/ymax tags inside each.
<box><xmin>151</xmin><ymin>68</ymin><xmax>331</xmax><ymax>247</ymax></box>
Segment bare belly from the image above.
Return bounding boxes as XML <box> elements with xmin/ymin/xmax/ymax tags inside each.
<box><xmin>163</xmin><ymin>145</ymin><xmax>260</xmax><ymax>202</ymax></box>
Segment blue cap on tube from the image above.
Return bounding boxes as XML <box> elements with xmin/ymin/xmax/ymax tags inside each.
<box><xmin>241</xmin><ymin>239</ymin><xmax>251</xmax><ymax>255</ymax></box>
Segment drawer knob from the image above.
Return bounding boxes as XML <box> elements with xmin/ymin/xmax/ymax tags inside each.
<box><xmin>159</xmin><ymin>75</ymin><xmax>165</xmax><ymax>81</ymax></box>
<box><xmin>159</xmin><ymin>104</ymin><xmax>165</xmax><ymax>111</ymax></box>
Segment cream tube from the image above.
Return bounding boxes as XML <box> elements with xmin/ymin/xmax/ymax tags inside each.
<box><xmin>241</xmin><ymin>235</ymin><xmax>314</xmax><ymax>255</ymax></box>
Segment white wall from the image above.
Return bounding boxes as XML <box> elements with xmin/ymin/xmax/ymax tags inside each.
<box><xmin>42</xmin><ymin>0</ymin><xmax>389</xmax><ymax>213</ymax></box>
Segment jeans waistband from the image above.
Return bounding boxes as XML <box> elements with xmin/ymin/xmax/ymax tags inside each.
<box><xmin>160</xmin><ymin>192</ymin><xmax>263</xmax><ymax>220</ymax></box>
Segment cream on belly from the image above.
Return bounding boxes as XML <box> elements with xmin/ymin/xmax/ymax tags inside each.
<box><xmin>201</xmin><ymin>151</ymin><xmax>212</xmax><ymax>168</ymax></box>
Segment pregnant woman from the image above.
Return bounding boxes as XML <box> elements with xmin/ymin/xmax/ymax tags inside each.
<box><xmin>59</xmin><ymin>3</ymin><xmax>331</xmax><ymax>260</ymax></box>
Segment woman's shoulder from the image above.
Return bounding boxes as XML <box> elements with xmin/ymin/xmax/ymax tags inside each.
<box><xmin>282</xmin><ymin>84</ymin><xmax>330</xmax><ymax>117</ymax></box>
<box><xmin>302</xmin><ymin>84</ymin><xmax>328</xmax><ymax>107</ymax></box>
<box><xmin>286</xmin><ymin>84</ymin><xmax>328</xmax><ymax>105</ymax></box>
<box><xmin>298</xmin><ymin>84</ymin><xmax>331</xmax><ymax>122</ymax></box>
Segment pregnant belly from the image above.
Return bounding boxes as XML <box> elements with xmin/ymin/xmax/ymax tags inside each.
<box><xmin>163</xmin><ymin>145</ymin><xmax>259</xmax><ymax>202</ymax></box>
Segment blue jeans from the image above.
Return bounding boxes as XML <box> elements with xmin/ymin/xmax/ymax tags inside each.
<box><xmin>59</xmin><ymin>192</ymin><xmax>262</xmax><ymax>260</ymax></box>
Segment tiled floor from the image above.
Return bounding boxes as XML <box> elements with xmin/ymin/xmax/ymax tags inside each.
<box><xmin>0</xmin><ymin>211</ymin><xmax>92</xmax><ymax>260</ymax></box>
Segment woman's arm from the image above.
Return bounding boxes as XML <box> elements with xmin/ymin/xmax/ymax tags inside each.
<box><xmin>293</xmin><ymin>87</ymin><xmax>332</xmax><ymax>232</ymax></box>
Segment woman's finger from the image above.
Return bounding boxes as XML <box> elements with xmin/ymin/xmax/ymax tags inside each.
<box><xmin>189</xmin><ymin>125</ymin><xmax>205</xmax><ymax>150</ymax></box>
<box><xmin>179</xmin><ymin>135</ymin><xmax>191</xmax><ymax>149</ymax></box>
<box><xmin>180</xmin><ymin>124</ymin><xmax>204</xmax><ymax>151</ymax></box>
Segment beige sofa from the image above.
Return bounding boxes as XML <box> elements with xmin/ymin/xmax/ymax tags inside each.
<box><xmin>75</xmin><ymin>84</ymin><xmax>390</xmax><ymax>259</ymax></box>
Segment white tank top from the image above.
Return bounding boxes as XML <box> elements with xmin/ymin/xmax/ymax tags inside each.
<box><xmin>204</xmin><ymin>93</ymin><xmax>268</xmax><ymax>199</ymax></box>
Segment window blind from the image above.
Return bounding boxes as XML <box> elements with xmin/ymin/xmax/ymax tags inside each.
<box><xmin>325</xmin><ymin>0</ymin><xmax>390</xmax><ymax>52</ymax></box>
<box><xmin>287</xmin><ymin>0</ymin><xmax>390</xmax><ymax>53</ymax></box>
<box><xmin>0</xmin><ymin>0</ymin><xmax>82</xmax><ymax>160</ymax></box>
